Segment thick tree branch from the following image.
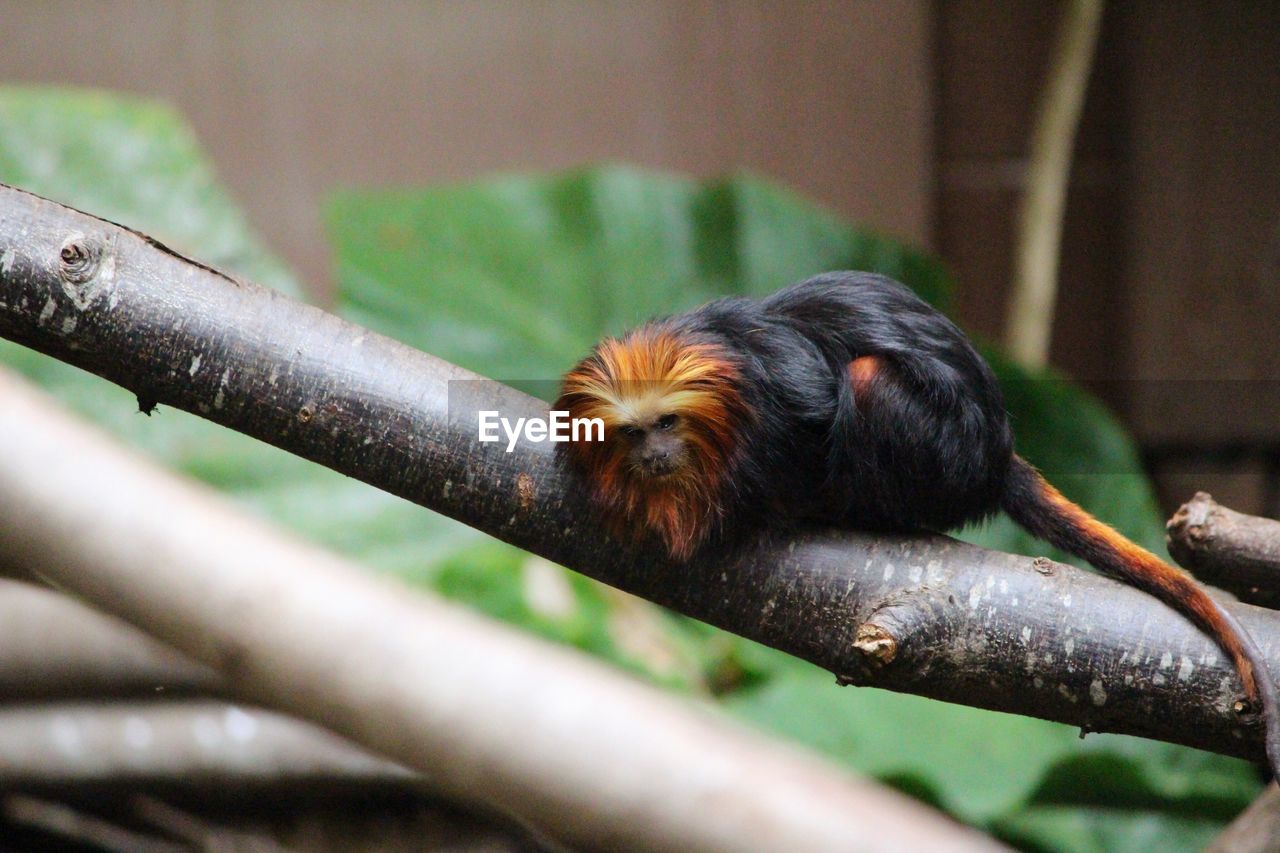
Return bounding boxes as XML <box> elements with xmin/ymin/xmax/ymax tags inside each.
<box><xmin>0</xmin><ymin>700</ymin><xmax>411</xmax><ymax>787</ymax></box>
<box><xmin>1168</xmin><ymin>492</ymin><xmax>1280</xmax><ymax>609</ymax></box>
<box><xmin>0</xmin><ymin>579</ymin><xmax>218</xmax><ymax>699</ymax></box>
<box><xmin>0</xmin><ymin>369</ymin><xmax>995</xmax><ymax>851</ymax></box>
<box><xmin>0</xmin><ymin>184</ymin><xmax>1275</xmax><ymax>768</ymax></box>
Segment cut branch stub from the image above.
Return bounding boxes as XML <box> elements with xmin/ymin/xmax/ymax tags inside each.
<box><xmin>854</xmin><ymin>622</ymin><xmax>899</xmax><ymax>666</ymax></box>
<box><xmin>1168</xmin><ymin>492</ymin><xmax>1280</xmax><ymax>609</ymax></box>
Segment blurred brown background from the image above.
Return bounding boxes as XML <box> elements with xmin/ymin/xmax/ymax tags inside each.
<box><xmin>1</xmin><ymin>0</ymin><xmax>1277</xmax><ymax>516</ymax></box>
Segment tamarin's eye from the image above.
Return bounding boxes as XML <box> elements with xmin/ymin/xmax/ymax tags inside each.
<box><xmin>657</xmin><ymin>414</ymin><xmax>678</xmax><ymax>430</ymax></box>
<box><xmin>618</xmin><ymin>425</ymin><xmax>643</xmax><ymax>438</ymax></box>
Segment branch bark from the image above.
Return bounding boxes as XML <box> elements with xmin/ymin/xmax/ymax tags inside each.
<box><xmin>1168</xmin><ymin>492</ymin><xmax>1280</xmax><ymax>609</ymax></box>
<box><xmin>0</xmin><ymin>369</ymin><xmax>995</xmax><ymax>850</ymax></box>
<box><xmin>0</xmin><ymin>185</ymin><xmax>1274</xmax><ymax>768</ymax></box>
<box><xmin>0</xmin><ymin>700</ymin><xmax>410</xmax><ymax>786</ymax></box>
<box><xmin>0</xmin><ymin>579</ymin><xmax>218</xmax><ymax>699</ymax></box>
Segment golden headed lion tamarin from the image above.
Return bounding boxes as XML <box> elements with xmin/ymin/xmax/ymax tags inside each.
<box><xmin>555</xmin><ymin>271</ymin><xmax>1280</xmax><ymax>774</ymax></box>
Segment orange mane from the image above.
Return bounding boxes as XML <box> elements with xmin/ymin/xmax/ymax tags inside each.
<box><xmin>556</xmin><ymin>327</ymin><xmax>747</xmax><ymax>559</ymax></box>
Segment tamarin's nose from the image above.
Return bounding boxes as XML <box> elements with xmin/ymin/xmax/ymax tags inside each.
<box><xmin>640</xmin><ymin>447</ymin><xmax>675</xmax><ymax>470</ymax></box>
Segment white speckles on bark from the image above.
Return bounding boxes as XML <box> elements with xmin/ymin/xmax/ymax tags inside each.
<box><xmin>1178</xmin><ymin>656</ymin><xmax>1195</xmax><ymax>681</ymax></box>
<box><xmin>213</xmin><ymin>367</ymin><xmax>232</xmax><ymax>410</ymax></box>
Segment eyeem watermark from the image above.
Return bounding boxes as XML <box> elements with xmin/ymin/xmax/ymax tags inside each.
<box><xmin>478</xmin><ymin>410</ymin><xmax>603</xmax><ymax>452</ymax></box>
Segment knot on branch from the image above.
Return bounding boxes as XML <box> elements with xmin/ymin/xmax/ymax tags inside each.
<box><xmin>55</xmin><ymin>233</ymin><xmax>114</xmax><ymax>311</ymax></box>
<box><xmin>58</xmin><ymin>235</ymin><xmax>102</xmax><ymax>285</ymax></box>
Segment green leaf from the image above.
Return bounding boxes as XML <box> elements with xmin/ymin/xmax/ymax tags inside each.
<box><xmin>328</xmin><ymin>166</ymin><xmax>951</xmax><ymax>392</ymax></box>
<box><xmin>956</xmin><ymin>349</ymin><xmax>1170</xmax><ymax>565</ymax></box>
<box><xmin>723</xmin><ymin>661</ymin><xmax>1078</xmax><ymax>824</ymax></box>
<box><xmin>0</xmin><ymin>86</ymin><xmax>296</xmax><ymax>295</ymax></box>
<box><xmin>993</xmin><ymin>805</ymin><xmax>1231</xmax><ymax>853</ymax></box>
<box><xmin>1029</xmin><ymin>738</ymin><xmax>1259</xmax><ymax>815</ymax></box>
<box><xmin>0</xmin><ymin>87</ymin><xmax>493</xmax><ymax>613</ymax></box>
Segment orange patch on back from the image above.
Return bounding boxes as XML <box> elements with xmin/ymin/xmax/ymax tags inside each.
<box><xmin>848</xmin><ymin>355</ymin><xmax>881</xmax><ymax>397</ymax></box>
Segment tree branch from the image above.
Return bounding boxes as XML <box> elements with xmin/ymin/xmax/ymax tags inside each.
<box><xmin>5</xmin><ymin>795</ymin><xmax>187</xmax><ymax>853</ymax></box>
<box><xmin>0</xmin><ymin>369</ymin><xmax>995</xmax><ymax>849</ymax></box>
<box><xmin>0</xmin><ymin>184</ymin><xmax>1274</xmax><ymax>769</ymax></box>
<box><xmin>0</xmin><ymin>700</ymin><xmax>410</xmax><ymax>787</ymax></box>
<box><xmin>1168</xmin><ymin>492</ymin><xmax>1280</xmax><ymax>609</ymax></box>
<box><xmin>0</xmin><ymin>579</ymin><xmax>218</xmax><ymax>699</ymax></box>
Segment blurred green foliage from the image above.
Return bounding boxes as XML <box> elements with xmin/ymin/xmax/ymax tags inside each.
<box><xmin>0</xmin><ymin>87</ymin><xmax>1260</xmax><ymax>851</ymax></box>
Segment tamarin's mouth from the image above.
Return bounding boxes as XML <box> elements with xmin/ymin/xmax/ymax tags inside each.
<box><xmin>637</xmin><ymin>460</ymin><xmax>682</xmax><ymax>478</ymax></box>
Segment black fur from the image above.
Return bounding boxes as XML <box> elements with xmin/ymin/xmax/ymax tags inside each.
<box><xmin>561</xmin><ymin>271</ymin><xmax>1280</xmax><ymax>775</ymax></box>
<box><xmin>649</xmin><ymin>271</ymin><xmax>1013</xmax><ymax>541</ymax></box>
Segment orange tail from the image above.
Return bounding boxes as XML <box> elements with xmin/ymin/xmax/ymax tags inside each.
<box><xmin>1003</xmin><ymin>454</ymin><xmax>1280</xmax><ymax>774</ymax></box>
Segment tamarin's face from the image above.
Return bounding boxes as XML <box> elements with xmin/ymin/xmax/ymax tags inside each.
<box><xmin>555</xmin><ymin>328</ymin><xmax>748</xmax><ymax>558</ymax></box>
<box><xmin>613</xmin><ymin>404</ymin><xmax>687</xmax><ymax>478</ymax></box>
